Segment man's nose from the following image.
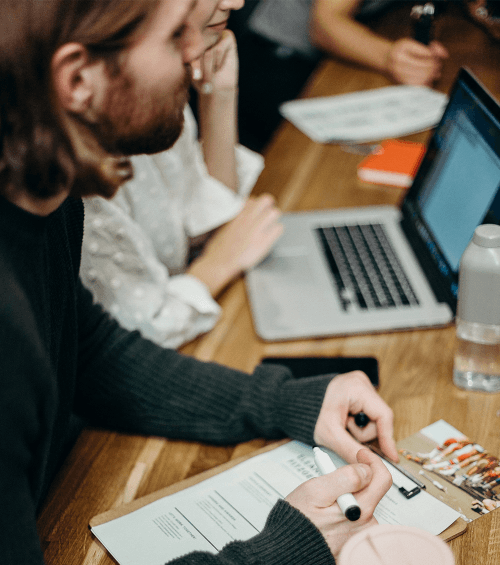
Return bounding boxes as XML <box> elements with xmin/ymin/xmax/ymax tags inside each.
<box><xmin>181</xmin><ymin>24</ymin><xmax>206</xmax><ymax>64</ymax></box>
<box><xmin>220</xmin><ymin>0</ymin><xmax>245</xmax><ymax>10</ymax></box>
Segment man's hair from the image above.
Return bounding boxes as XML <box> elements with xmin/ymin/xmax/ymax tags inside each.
<box><xmin>0</xmin><ymin>0</ymin><xmax>160</xmax><ymax>200</ymax></box>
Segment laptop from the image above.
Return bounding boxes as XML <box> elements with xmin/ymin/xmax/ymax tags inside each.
<box><xmin>246</xmin><ymin>68</ymin><xmax>500</xmax><ymax>341</ymax></box>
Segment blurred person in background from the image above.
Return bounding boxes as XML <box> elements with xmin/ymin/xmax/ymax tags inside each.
<box><xmin>230</xmin><ymin>0</ymin><xmax>448</xmax><ymax>152</ymax></box>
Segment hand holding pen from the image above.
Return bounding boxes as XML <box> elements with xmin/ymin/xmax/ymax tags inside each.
<box><xmin>313</xmin><ymin>371</ymin><xmax>399</xmax><ymax>465</ymax></box>
<box><xmin>285</xmin><ymin>447</ymin><xmax>392</xmax><ymax>558</ymax></box>
<box><xmin>314</xmin><ymin>447</ymin><xmax>361</xmax><ymax>521</ymax></box>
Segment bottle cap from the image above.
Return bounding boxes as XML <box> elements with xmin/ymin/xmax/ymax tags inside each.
<box><xmin>338</xmin><ymin>524</ymin><xmax>455</xmax><ymax>565</ymax></box>
<box><xmin>472</xmin><ymin>224</ymin><xmax>500</xmax><ymax>248</ymax></box>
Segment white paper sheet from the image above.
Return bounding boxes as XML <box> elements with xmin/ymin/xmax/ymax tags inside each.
<box><xmin>91</xmin><ymin>441</ymin><xmax>460</xmax><ymax>565</ymax></box>
<box><xmin>279</xmin><ymin>85</ymin><xmax>448</xmax><ymax>144</ymax></box>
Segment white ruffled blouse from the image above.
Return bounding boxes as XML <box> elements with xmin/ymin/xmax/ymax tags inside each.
<box><xmin>81</xmin><ymin>106</ymin><xmax>264</xmax><ymax>348</ymax></box>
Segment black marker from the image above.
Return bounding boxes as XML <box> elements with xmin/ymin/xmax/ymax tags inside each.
<box><xmin>314</xmin><ymin>447</ymin><xmax>361</xmax><ymax>521</ymax></box>
<box><xmin>353</xmin><ymin>412</ymin><xmax>370</xmax><ymax>428</ymax></box>
<box><xmin>411</xmin><ymin>2</ymin><xmax>435</xmax><ymax>45</ymax></box>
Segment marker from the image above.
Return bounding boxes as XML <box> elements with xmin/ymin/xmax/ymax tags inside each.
<box><xmin>313</xmin><ymin>447</ymin><xmax>361</xmax><ymax>521</ymax></box>
<box><xmin>353</xmin><ymin>412</ymin><xmax>370</xmax><ymax>428</ymax></box>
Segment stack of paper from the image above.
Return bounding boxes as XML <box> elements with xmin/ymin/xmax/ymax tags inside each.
<box><xmin>279</xmin><ymin>85</ymin><xmax>448</xmax><ymax>144</ymax></box>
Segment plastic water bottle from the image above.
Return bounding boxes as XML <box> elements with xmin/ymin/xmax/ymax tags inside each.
<box><xmin>453</xmin><ymin>224</ymin><xmax>500</xmax><ymax>392</ymax></box>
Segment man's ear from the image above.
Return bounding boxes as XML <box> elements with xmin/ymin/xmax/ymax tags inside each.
<box><xmin>51</xmin><ymin>43</ymin><xmax>105</xmax><ymax>115</ymax></box>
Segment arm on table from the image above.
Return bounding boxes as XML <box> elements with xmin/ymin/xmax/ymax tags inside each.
<box><xmin>309</xmin><ymin>0</ymin><xmax>448</xmax><ymax>85</ymax></box>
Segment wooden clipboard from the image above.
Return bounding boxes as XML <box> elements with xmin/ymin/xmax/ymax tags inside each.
<box><xmin>90</xmin><ymin>438</ymin><xmax>466</xmax><ymax>542</ymax></box>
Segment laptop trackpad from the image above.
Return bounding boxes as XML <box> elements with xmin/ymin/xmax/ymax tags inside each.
<box><xmin>249</xmin><ymin>252</ymin><xmax>338</xmax><ymax>336</ymax></box>
<box><xmin>258</xmin><ymin>253</ymin><xmax>312</xmax><ymax>281</ymax></box>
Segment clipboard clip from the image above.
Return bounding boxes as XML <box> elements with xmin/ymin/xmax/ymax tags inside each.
<box><xmin>398</xmin><ymin>485</ymin><xmax>421</xmax><ymax>499</ymax></box>
<box><xmin>365</xmin><ymin>443</ymin><xmax>426</xmax><ymax>499</ymax></box>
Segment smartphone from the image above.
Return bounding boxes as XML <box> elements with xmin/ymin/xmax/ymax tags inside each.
<box><xmin>261</xmin><ymin>356</ymin><xmax>379</xmax><ymax>388</ymax></box>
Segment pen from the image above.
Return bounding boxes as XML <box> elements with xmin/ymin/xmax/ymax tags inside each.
<box><xmin>353</xmin><ymin>412</ymin><xmax>370</xmax><ymax>428</ymax></box>
<box><xmin>313</xmin><ymin>447</ymin><xmax>361</xmax><ymax>521</ymax></box>
<box><xmin>411</xmin><ymin>2</ymin><xmax>435</xmax><ymax>45</ymax></box>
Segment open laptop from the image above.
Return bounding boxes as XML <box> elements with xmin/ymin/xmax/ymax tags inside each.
<box><xmin>246</xmin><ymin>68</ymin><xmax>500</xmax><ymax>341</ymax></box>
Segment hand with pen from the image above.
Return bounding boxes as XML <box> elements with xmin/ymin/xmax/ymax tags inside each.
<box><xmin>284</xmin><ymin>371</ymin><xmax>397</xmax><ymax>557</ymax></box>
<box><xmin>313</xmin><ymin>370</ymin><xmax>399</xmax><ymax>464</ymax></box>
<box><xmin>385</xmin><ymin>38</ymin><xmax>448</xmax><ymax>86</ymax></box>
<box><xmin>285</xmin><ymin>447</ymin><xmax>391</xmax><ymax>558</ymax></box>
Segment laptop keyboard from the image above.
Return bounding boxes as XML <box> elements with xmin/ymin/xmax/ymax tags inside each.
<box><xmin>316</xmin><ymin>223</ymin><xmax>420</xmax><ymax>311</ymax></box>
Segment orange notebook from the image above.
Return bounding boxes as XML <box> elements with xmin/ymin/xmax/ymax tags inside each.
<box><xmin>357</xmin><ymin>139</ymin><xmax>426</xmax><ymax>188</ymax></box>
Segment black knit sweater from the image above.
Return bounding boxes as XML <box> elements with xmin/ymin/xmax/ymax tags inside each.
<box><xmin>0</xmin><ymin>194</ymin><xmax>335</xmax><ymax>565</ymax></box>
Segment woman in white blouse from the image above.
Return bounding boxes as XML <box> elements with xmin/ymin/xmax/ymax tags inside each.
<box><xmin>81</xmin><ymin>0</ymin><xmax>283</xmax><ymax>349</ymax></box>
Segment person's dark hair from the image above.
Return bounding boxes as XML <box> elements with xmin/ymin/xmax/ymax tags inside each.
<box><xmin>0</xmin><ymin>0</ymin><xmax>160</xmax><ymax>200</ymax></box>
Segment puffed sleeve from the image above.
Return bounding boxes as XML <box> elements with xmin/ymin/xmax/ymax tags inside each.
<box><xmin>81</xmin><ymin>196</ymin><xmax>221</xmax><ymax>349</ymax></box>
<box><xmin>151</xmin><ymin>107</ymin><xmax>265</xmax><ymax>239</ymax></box>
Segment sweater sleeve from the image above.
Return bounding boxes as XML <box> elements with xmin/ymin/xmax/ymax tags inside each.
<box><xmin>74</xmin><ymin>283</ymin><xmax>337</xmax><ymax>565</ymax></box>
<box><xmin>75</xmin><ymin>280</ymin><xmax>332</xmax><ymax>446</ymax></box>
<box><xmin>0</xmin><ymin>277</ymin><xmax>54</xmax><ymax>565</ymax></box>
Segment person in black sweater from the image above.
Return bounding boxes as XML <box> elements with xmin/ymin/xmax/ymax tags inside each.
<box><xmin>0</xmin><ymin>1</ymin><xmax>396</xmax><ymax>565</ymax></box>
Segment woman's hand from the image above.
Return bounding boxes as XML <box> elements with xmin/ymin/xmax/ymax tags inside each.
<box><xmin>191</xmin><ymin>29</ymin><xmax>238</xmax><ymax>95</ymax></box>
<box><xmin>385</xmin><ymin>38</ymin><xmax>448</xmax><ymax>86</ymax></box>
<box><xmin>187</xmin><ymin>194</ymin><xmax>283</xmax><ymax>297</ymax></box>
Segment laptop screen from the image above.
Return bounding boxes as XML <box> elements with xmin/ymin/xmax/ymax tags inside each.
<box><xmin>403</xmin><ymin>68</ymin><xmax>500</xmax><ymax>302</ymax></box>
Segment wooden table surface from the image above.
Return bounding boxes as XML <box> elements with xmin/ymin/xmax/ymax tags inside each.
<box><xmin>38</xmin><ymin>4</ymin><xmax>500</xmax><ymax>565</ymax></box>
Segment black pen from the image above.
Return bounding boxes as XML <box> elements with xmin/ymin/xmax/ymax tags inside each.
<box><xmin>353</xmin><ymin>412</ymin><xmax>370</xmax><ymax>428</ymax></box>
<box><xmin>411</xmin><ymin>2</ymin><xmax>435</xmax><ymax>45</ymax></box>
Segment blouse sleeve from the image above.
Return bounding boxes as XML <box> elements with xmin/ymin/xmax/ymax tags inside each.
<box><xmin>151</xmin><ymin>107</ymin><xmax>265</xmax><ymax>239</ymax></box>
<box><xmin>81</xmin><ymin>197</ymin><xmax>221</xmax><ymax>349</ymax></box>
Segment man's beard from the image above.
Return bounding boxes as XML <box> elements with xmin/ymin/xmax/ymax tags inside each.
<box><xmin>96</xmin><ymin>65</ymin><xmax>191</xmax><ymax>157</ymax></box>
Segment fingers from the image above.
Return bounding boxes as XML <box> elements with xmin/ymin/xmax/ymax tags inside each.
<box><xmin>429</xmin><ymin>40</ymin><xmax>449</xmax><ymax>59</ymax></box>
<box><xmin>354</xmin><ymin>448</ymin><xmax>393</xmax><ymax>515</ymax></box>
<box><xmin>243</xmin><ymin>194</ymin><xmax>281</xmax><ymax>223</ymax></box>
<box><xmin>287</xmin><ymin>450</ymin><xmax>390</xmax><ymax>517</ymax></box>
<box><xmin>346</xmin><ymin>395</ymin><xmax>398</xmax><ymax>463</ymax></box>
<box><xmin>285</xmin><ymin>449</ymin><xmax>391</xmax><ymax>557</ymax></box>
<box><xmin>198</xmin><ymin>194</ymin><xmax>282</xmax><ymax>276</ymax></box>
<box><xmin>388</xmin><ymin>38</ymin><xmax>445</xmax><ymax>85</ymax></box>
<box><xmin>192</xmin><ymin>30</ymin><xmax>237</xmax><ymax>93</ymax></box>
<box><xmin>233</xmin><ymin>195</ymin><xmax>283</xmax><ymax>268</ymax></box>
<box><xmin>314</xmin><ymin>371</ymin><xmax>398</xmax><ymax>463</ymax></box>
<box><xmin>311</xmin><ymin>461</ymin><xmax>373</xmax><ymax>508</ymax></box>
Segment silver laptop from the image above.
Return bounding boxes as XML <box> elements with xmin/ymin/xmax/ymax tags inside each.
<box><xmin>246</xmin><ymin>68</ymin><xmax>500</xmax><ymax>341</ymax></box>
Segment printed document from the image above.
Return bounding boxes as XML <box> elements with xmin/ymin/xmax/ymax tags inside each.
<box><xmin>91</xmin><ymin>441</ymin><xmax>461</xmax><ymax>565</ymax></box>
<box><xmin>279</xmin><ymin>85</ymin><xmax>448</xmax><ymax>144</ymax></box>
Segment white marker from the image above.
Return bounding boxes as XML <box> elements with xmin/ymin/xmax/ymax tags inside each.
<box><xmin>313</xmin><ymin>447</ymin><xmax>361</xmax><ymax>521</ymax></box>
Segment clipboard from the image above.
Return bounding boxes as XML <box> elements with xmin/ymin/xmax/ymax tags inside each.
<box><xmin>89</xmin><ymin>440</ymin><xmax>288</xmax><ymax>529</ymax></box>
<box><xmin>90</xmin><ymin>438</ymin><xmax>466</xmax><ymax>542</ymax></box>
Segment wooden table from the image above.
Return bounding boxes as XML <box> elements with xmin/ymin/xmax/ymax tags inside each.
<box><xmin>38</xmin><ymin>4</ymin><xmax>500</xmax><ymax>565</ymax></box>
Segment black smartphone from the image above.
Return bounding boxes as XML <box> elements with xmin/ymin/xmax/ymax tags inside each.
<box><xmin>261</xmin><ymin>356</ymin><xmax>379</xmax><ymax>388</ymax></box>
